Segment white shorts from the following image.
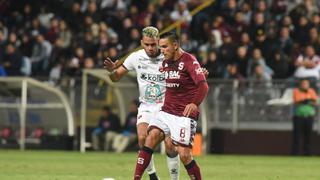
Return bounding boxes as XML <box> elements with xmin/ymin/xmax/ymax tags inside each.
<box><xmin>136</xmin><ymin>103</ymin><xmax>163</xmax><ymax>125</ymax></box>
<box><xmin>149</xmin><ymin>111</ymin><xmax>197</xmax><ymax>147</ymax></box>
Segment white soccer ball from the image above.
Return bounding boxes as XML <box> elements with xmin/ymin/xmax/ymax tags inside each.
<box><xmin>102</xmin><ymin>178</ymin><xmax>115</xmax><ymax>180</ymax></box>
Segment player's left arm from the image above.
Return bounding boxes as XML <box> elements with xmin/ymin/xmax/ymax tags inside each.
<box><xmin>183</xmin><ymin>57</ymin><xmax>209</xmax><ymax>117</ymax></box>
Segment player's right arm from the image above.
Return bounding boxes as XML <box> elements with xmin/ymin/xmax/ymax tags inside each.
<box><xmin>103</xmin><ymin>58</ymin><xmax>128</xmax><ymax>82</ymax></box>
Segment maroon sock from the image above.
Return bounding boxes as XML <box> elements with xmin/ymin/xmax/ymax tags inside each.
<box><xmin>134</xmin><ymin>146</ymin><xmax>153</xmax><ymax>180</ymax></box>
<box><xmin>185</xmin><ymin>160</ymin><xmax>202</xmax><ymax>180</ymax></box>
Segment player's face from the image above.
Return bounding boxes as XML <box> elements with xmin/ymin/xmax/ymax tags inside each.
<box><xmin>141</xmin><ymin>36</ymin><xmax>159</xmax><ymax>57</ymax></box>
<box><xmin>159</xmin><ymin>38</ymin><xmax>176</xmax><ymax>60</ymax></box>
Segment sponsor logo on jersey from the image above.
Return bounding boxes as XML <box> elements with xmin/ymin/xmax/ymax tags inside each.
<box><xmin>138</xmin><ymin>65</ymin><xmax>148</xmax><ymax>69</ymax></box>
<box><xmin>149</xmin><ymin>58</ymin><xmax>162</xmax><ymax>63</ymax></box>
<box><xmin>140</xmin><ymin>73</ymin><xmax>165</xmax><ymax>82</ymax></box>
<box><xmin>164</xmin><ymin>71</ymin><xmax>180</xmax><ymax>79</ymax></box>
<box><xmin>166</xmin><ymin>83</ymin><xmax>180</xmax><ymax>88</ymax></box>
<box><xmin>138</xmin><ymin>58</ymin><xmax>149</xmax><ymax>61</ymax></box>
<box><xmin>195</xmin><ymin>67</ymin><xmax>203</xmax><ymax>75</ymax></box>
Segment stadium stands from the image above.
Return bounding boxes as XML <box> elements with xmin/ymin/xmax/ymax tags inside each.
<box><xmin>1</xmin><ymin>0</ymin><xmax>320</xmax><ymax>154</ymax></box>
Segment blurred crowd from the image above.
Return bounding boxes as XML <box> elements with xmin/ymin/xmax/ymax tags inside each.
<box><xmin>0</xmin><ymin>0</ymin><xmax>320</xmax><ymax>84</ymax></box>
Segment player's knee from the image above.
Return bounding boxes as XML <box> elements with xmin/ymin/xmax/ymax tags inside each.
<box><xmin>144</xmin><ymin>129</ymin><xmax>163</xmax><ymax>148</ymax></box>
<box><xmin>164</xmin><ymin>141</ymin><xmax>177</xmax><ymax>157</ymax></box>
<box><xmin>179</xmin><ymin>151</ymin><xmax>192</xmax><ymax>164</ymax></box>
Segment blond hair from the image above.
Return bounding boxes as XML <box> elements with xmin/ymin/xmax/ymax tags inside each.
<box><xmin>142</xmin><ymin>26</ymin><xmax>159</xmax><ymax>38</ymax></box>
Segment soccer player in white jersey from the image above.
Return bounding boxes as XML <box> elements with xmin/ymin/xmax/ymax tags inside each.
<box><xmin>104</xmin><ymin>27</ymin><xmax>180</xmax><ymax>180</ymax></box>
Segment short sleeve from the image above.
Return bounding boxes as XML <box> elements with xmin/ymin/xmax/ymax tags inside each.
<box><xmin>185</xmin><ymin>55</ymin><xmax>206</xmax><ymax>85</ymax></box>
<box><xmin>122</xmin><ymin>52</ymin><xmax>137</xmax><ymax>71</ymax></box>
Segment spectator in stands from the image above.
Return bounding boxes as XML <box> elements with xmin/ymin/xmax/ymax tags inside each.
<box><xmin>235</xmin><ymin>46</ymin><xmax>249</xmax><ymax>78</ymax></box>
<box><xmin>253</xmin><ymin>28</ymin><xmax>270</xmax><ymax>58</ymax></box>
<box><xmin>202</xmin><ymin>50</ymin><xmax>224</xmax><ymax>79</ymax></box>
<box><xmin>91</xmin><ymin>105</ymin><xmax>121</xmax><ymax>151</ymax></box>
<box><xmin>7</xmin><ymin>32</ymin><xmax>21</xmax><ymax>48</ymax></box>
<box><xmin>58</xmin><ymin>20</ymin><xmax>72</xmax><ymax>49</ymax></box>
<box><xmin>66</xmin><ymin>47</ymin><xmax>86</xmax><ymax>76</ymax></box>
<box><xmin>292</xmin><ymin>79</ymin><xmax>317</xmax><ymax>155</ymax></box>
<box><xmin>272</xmin><ymin>26</ymin><xmax>293</xmax><ymax>56</ymax></box>
<box><xmin>219</xmin><ymin>31</ymin><xmax>237</xmax><ymax>66</ymax></box>
<box><xmin>294</xmin><ymin>45</ymin><xmax>320</xmax><ymax>89</ymax></box>
<box><xmin>46</xmin><ymin>17</ymin><xmax>60</xmax><ymax>44</ymax></box>
<box><xmin>2</xmin><ymin>44</ymin><xmax>23</xmax><ymax>76</ymax></box>
<box><xmin>308</xmin><ymin>27</ymin><xmax>320</xmax><ymax>54</ymax></box>
<box><xmin>66</xmin><ymin>2</ymin><xmax>83</xmax><ymax>33</ymax></box>
<box><xmin>293</xmin><ymin>16</ymin><xmax>311</xmax><ymax>47</ymax></box>
<box><xmin>30</xmin><ymin>34</ymin><xmax>52</xmax><ymax>75</ymax></box>
<box><xmin>0</xmin><ymin>30</ymin><xmax>6</xmax><ymax>63</ymax></box>
<box><xmin>271</xmin><ymin>0</ymin><xmax>288</xmax><ymax>21</ymax></box>
<box><xmin>311</xmin><ymin>13</ymin><xmax>320</xmax><ymax>31</ymax></box>
<box><xmin>170</xmin><ymin>1</ymin><xmax>192</xmax><ymax>29</ymax></box>
<box><xmin>250</xmin><ymin>64</ymin><xmax>272</xmax><ymax>87</ymax></box>
<box><xmin>247</xmin><ymin>48</ymin><xmax>273</xmax><ymax>78</ymax></box>
<box><xmin>112</xmin><ymin>99</ymin><xmax>139</xmax><ymax>153</ymax></box>
<box><xmin>1</xmin><ymin>0</ymin><xmax>320</xmax><ymax>84</ymax></box>
<box><xmin>269</xmin><ymin>50</ymin><xmax>291</xmax><ymax>79</ymax></box>
<box><xmin>230</xmin><ymin>11</ymin><xmax>248</xmax><ymax>43</ymax></box>
<box><xmin>224</xmin><ymin>63</ymin><xmax>245</xmax><ymax>82</ymax></box>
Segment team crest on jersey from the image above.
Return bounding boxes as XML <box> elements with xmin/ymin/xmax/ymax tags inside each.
<box><xmin>145</xmin><ymin>84</ymin><xmax>162</xmax><ymax>102</ymax></box>
<box><xmin>178</xmin><ymin>62</ymin><xmax>184</xmax><ymax>70</ymax></box>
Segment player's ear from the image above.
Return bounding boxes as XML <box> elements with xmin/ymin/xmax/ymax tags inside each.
<box><xmin>174</xmin><ymin>43</ymin><xmax>178</xmax><ymax>51</ymax></box>
<box><xmin>140</xmin><ymin>40</ymin><xmax>143</xmax><ymax>46</ymax></box>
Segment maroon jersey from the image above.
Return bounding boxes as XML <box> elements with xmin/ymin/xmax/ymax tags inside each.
<box><xmin>161</xmin><ymin>52</ymin><xmax>206</xmax><ymax>119</ymax></box>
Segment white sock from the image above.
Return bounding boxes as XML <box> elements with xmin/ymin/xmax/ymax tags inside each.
<box><xmin>146</xmin><ymin>155</ymin><xmax>156</xmax><ymax>175</ymax></box>
<box><xmin>167</xmin><ymin>154</ymin><xmax>180</xmax><ymax>180</ymax></box>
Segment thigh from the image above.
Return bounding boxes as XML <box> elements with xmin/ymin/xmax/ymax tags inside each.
<box><xmin>145</xmin><ymin>128</ymin><xmax>165</xmax><ymax>149</ymax></box>
<box><xmin>166</xmin><ymin>114</ymin><xmax>197</xmax><ymax>148</ymax></box>
<box><xmin>148</xmin><ymin>111</ymin><xmax>170</xmax><ymax>135</ymax></box>
<box><xmin>136</xmin><ymin>103</ymin><xmax>162</xmax><ymax>125</ymax></box>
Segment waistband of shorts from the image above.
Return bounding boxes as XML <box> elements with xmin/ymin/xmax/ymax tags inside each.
<box><xmin>161</xmin><ymin>110</ymin><xmax>198</xmax><ymax>121</ymax></box>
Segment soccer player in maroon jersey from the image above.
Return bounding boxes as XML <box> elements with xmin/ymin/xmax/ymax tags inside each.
<box><xmin>134</xmin><ymin>31</ymin><xmax>209</xmax><ymax>180</ymax></box>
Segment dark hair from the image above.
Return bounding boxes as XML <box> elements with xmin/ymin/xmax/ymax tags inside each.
<box><xmin>160</xmin><ymin>31</ymin><xmax>179</xmax><ymax>43</ymax></box>
<box><xmin>102</xmin><ymin>105</ymin><xmax>111</xmax><ymax>112</ymax></box>
<box><xmin>132</xmin><ymin>99</ymin><xmax>140</xmax><ymax>107</ymax></box>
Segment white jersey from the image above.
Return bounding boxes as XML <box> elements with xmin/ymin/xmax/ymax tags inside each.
<box><xmin>123</xmin><ymin>49</ymin><xmax>165</xmax><ymax>104</ymax></box>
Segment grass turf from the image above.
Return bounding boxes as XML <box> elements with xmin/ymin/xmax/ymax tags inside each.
<box><xmin>0</xmin><ymin>150</ymin><xmax>319</xmax><ymax>180</ymax></box>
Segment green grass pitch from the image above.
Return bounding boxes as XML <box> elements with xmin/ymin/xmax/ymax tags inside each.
<box><xmin>0</xmin><ymin>150</ymin><xmax>320</xmax><ymax>180</ymax></box>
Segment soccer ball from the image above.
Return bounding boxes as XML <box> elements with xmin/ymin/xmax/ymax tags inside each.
<box><xmin>102</xmin><ymin>178</ymin><xmax>115</xmax><ymax>180</ymax></box>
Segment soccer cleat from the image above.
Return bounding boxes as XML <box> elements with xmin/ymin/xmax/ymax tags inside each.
<box><xmin>149</xmin><ymin>172</ymin><xmax>160</xmax><ymax>180</ymax></box>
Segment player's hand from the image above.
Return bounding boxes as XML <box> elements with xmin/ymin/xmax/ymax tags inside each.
<box><xmin>183</xmin><ymin>103</ymin><xmax>198</xmax><ymax>117</ymax></box>
<box><xmin>202</xmin><ymin>67</ymin><xmax>209</xmax><ymax>78</ymax></box>
<box><xmin>103</xmin><ymin>57</ymin><xmax>119</xmax><ymax>72</ymax></box>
